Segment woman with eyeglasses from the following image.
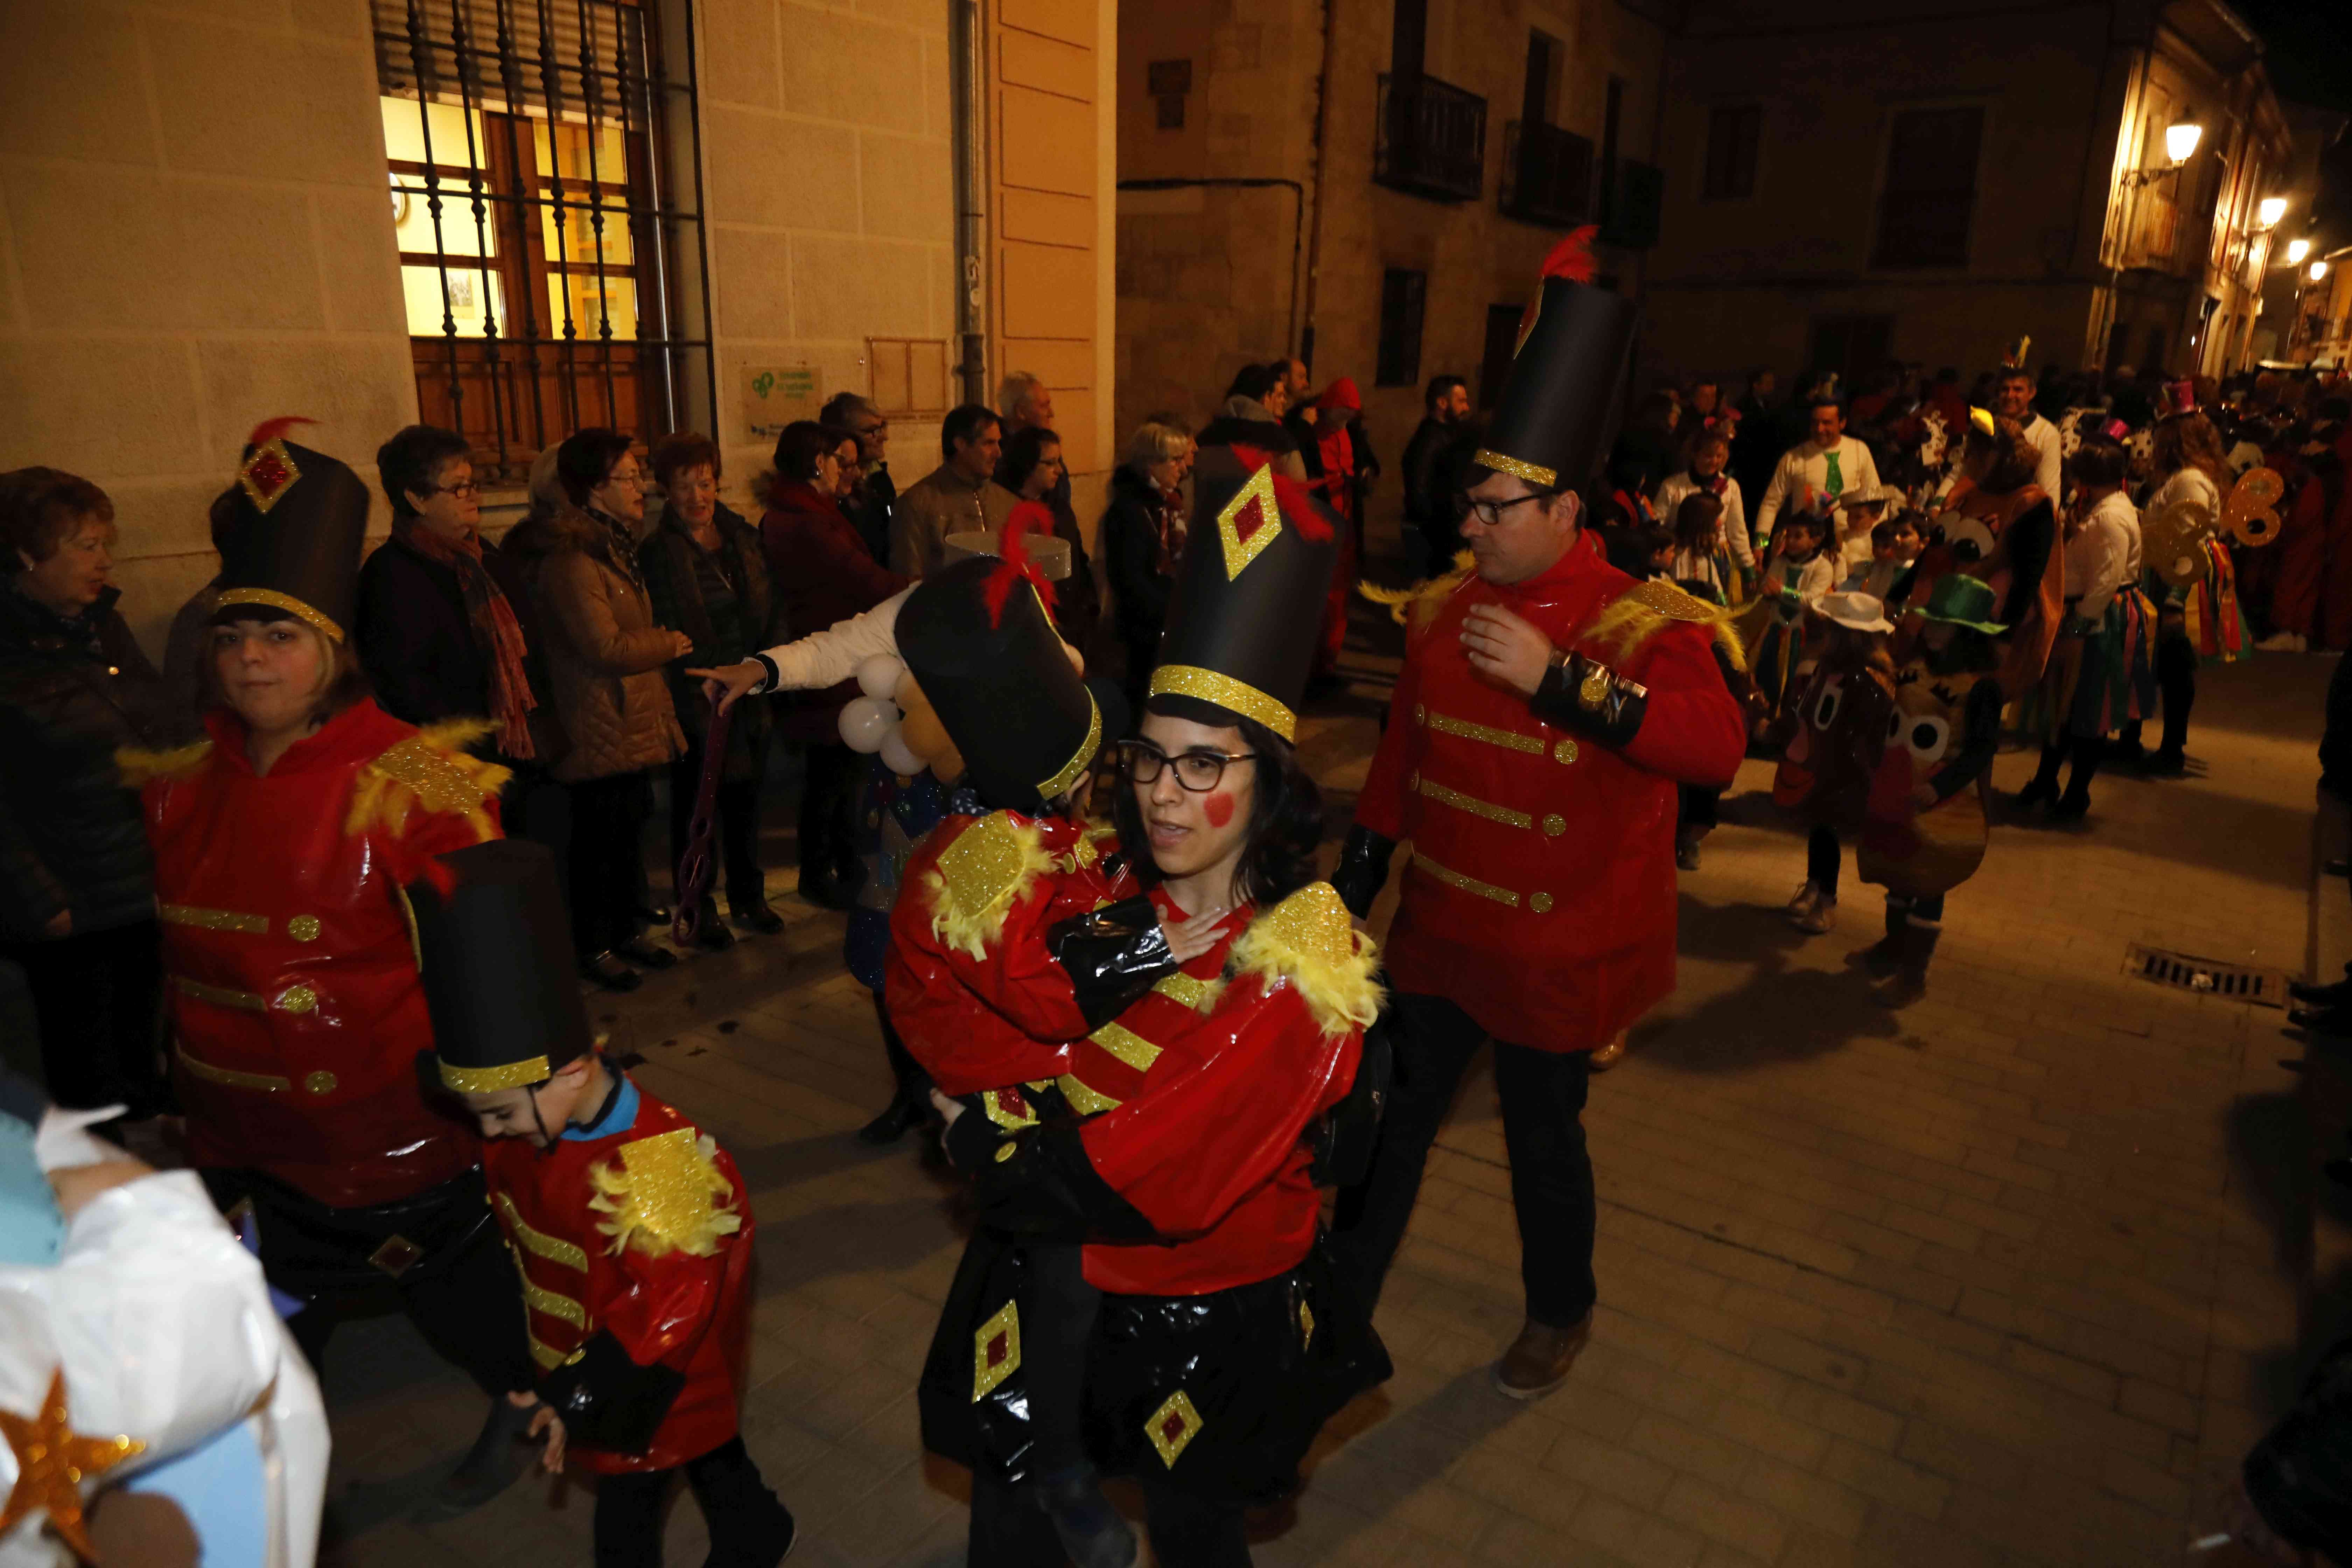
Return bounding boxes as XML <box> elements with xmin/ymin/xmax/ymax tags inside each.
<box><xmin>916</xmin><ymin>452</ymin><xmax>1389</xmax><ymax>1567</ymax></box>
<box><xmin>357</xmin><ymin>424</ymin><xmax>557</xmax><ymax>798</ymax></box>
<box><xmin>503</xmin><ymin>428</ymin><xmax>688</xmax><ymax>991</ymax></box>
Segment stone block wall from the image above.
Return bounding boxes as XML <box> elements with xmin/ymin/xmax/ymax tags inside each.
<box><xmin>0</xmin><ymin>0</ymin><xmax>418</xmax><ymax>657</ymax></box>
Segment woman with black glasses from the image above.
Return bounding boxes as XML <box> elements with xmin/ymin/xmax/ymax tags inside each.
<box><xmin>917</xmin><ymin>452</ymin><xmax>1390</xmax><ymax>1567</ymax></box>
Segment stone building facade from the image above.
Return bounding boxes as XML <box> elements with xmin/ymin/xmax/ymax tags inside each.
<box><xmin>0</xmin><ymin>0</ymin><xmax>1115</xmax><ymax>658</ymax></box>
<box><xmin>1115</xmin><ymin>0</ymin><xmax>1673</xmax><ymax>487</ymax></box>
<box><xmin>1642</xmin><ymin>0</ymin><xmax>2294</xmax><ymax>388</ymax></box>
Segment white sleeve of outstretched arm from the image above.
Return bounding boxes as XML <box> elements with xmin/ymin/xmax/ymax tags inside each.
<box><xmin>1723</xmin><ymin>481</ymin><xmax>1755</xmax><ymax>569</ymax></box>
<box><xmin>1755</xmin><ymin>455</ymin><xmax>1792</xmax><ymax>541</ymax></box>
<box><xmin>752</xmin><ymin>587</ymin><xmax>911</xmax><ymax>692</ymax></box>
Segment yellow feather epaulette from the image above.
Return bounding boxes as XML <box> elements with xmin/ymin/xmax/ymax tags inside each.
<box><xmin>1581</xmin><ymin>579</ymin><xmax>1749</xmax><ymax>673</ymax></box>
<box><xmin>588</xmin><ymin>1126</ymin><xmax>742</xmax><ymax>1259</ymax></box>
<box><xmin>1229</xmin><ymin>883</ymin><xmax>1383</xmax><ymax>1040</ymax></box>
<box><xmin>923</xmin><ymin>810</ymin><xmax>1056</xmax><ymax>960</ymax></box>
<box><xmin>115</xmin><ymin>738</ymin><xmax>215</xmax><ymax>787</ymax></box>
<box><xmin>1359</xmin><ymin>551</ymin><xmax>1476</xmax><ymax>633</ymax></box>
<box><xmin>344</xmin><ymin>718</ymin><xmax>508</xmax><ymax>843</ymax></box>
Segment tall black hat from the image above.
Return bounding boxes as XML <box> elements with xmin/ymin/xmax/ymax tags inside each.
<box><xmin>212</xmin><ymin>416</ymin><xmax>371</xmax><ymax>642</ymax></box>
<box><xmin>897</xmin><ymin>542</ymin><xmax>1123</xmax><ymax>813</ymax></box>
<box><xmin>1146</xmin><ymin>447</ymin><xmax>1338</xmax><ymax>742</ymax></box>
<box><xmin>409</xmin><ymin>840</ymin><xmax>594</xmax><ymax>1093</ymax></box>
<box><xmin>1475</xmin><ymin>228</ymin><xmax>1638</xmax><ymax>493</ymax></box>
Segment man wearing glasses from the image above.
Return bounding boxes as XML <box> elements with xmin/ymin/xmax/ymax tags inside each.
<box><xmin>823</xmin><ymin>392</ymin><xmax>896</xmax><ymax>565</ymax></box>
<box><xmin>1329</xmin><ymin>231</ymin><xmax>1748</xmax><ymax>1403</ymax></box>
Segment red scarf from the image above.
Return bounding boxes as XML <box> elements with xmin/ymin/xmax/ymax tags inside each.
<box><xmin>394</xmin><ymin>516</ymin><xmax>538</xmax><ymax>760</ymax></box>
<box><xmin>1155</xmin><ymin>484</ymin><xmax>1187</xmax><ymax>575</ymax></box>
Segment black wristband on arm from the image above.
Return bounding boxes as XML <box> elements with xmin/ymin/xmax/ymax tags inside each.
<box><xmin>976</xmin><ymin>1126</ymin><xmax>1157</xmax><ymax>1245</ymax></box>
<box><xmin>1046</xmin><ymin>895</ymin><xmax>1180</xmax><ymax>1030</ymax></box>
<box><xmin>534</xmin><ymin>1331</ymin><xmax>687</xmax><ymax>1454</ymax></box>
<box><xmin>1529</xmin><ymin>653</ymin><xmax>1648</xmax><ymax>748</ymax></box>
<box><xmin>1331</xmin><ymin>826</ymin><xmax>1398</xmax><ymax>921</ymax></box>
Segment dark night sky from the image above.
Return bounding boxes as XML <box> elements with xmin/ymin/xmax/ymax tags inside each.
<box><xmin>2231</xmin><ymin>0</ymin><xmax>2352</xmax><ymax>113</ymax></box>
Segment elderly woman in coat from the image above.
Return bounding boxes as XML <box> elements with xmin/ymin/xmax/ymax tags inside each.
<box><xmin>503</xmin><ymin>429</ymin><xmax>687</xmax><ymax>991</ymax></box>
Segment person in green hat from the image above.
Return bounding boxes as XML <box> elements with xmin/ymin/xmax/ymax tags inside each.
<box><xmin>1852</xmin><ymin>574</ymin><xmax>2009</xmax><ymax>1006</ymax></box>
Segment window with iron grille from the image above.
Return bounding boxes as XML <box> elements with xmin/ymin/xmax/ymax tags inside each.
<box><xmin>1872</xmin><ymin>106</ymin><xmax>1984</xmax><ymax>270</ymax></box>
<box><xmin>1702</xmin><ymin>104</ymin><xmax>1760</xmax><ymax>201</ymax></box>
<box><xmin>1376</xmin><ymin>269</ymin><xmax>1428</xmax><ymax>388</ymax></box>
<box><xmin>373</xmin><ymin>0</ymin><xmax>713</xmax><ymax>483</ymax></box>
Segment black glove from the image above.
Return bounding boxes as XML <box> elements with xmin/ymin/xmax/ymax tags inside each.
<box><xmin>1529</xmin><ymin>652</ymin><xmax>1648</xmax><ymax>748</ymax></box>
<box><xmin>1046</xmin><ymin>894</ymin><xmax>1179</xmax><ymax>1031</ymax></box>
<box><xmin>1331</xmin><ymin>826</ymin><xmax>1398</xmax><ymax>921</ymax></box>
<box><xmin>534</xmin><ymin>1331</ymin><xmax>687</xmax><ymax>1454</ymax></box>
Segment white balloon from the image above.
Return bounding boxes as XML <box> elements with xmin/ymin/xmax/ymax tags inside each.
<box><xmin>878</xmin><ymin>729</ymin><xmax>925</xmax><ymax>779</ymax></box>
<box><xmin>856</xmin><ymin>653</ymin><xmax>905</xmax><ymax>701</ymax></box>
<box><xmin>838</xmin><ymin>696</ymin><xmax>896</xmax><ymax>753</ymax></box>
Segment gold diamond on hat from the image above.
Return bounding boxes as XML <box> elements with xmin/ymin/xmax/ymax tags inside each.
<box><xmin>1216</xmin><ymin>464</ymin><xmax>1284</xmax><ymax>581</ymax></box>
<box><xmin>239</xmin><ymin>439</ymin><xmax>302</xmax><ymax>514</ymax></box>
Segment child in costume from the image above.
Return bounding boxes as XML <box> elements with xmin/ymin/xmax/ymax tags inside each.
<box><xmin>1666</xmin><ymin>491</ymin><xmax>1739</xmax><ymax>606</ymax></box>
<box><xmin>411</xmin><ymin>840</ymin><xmax>793</xmax><ymax>1568</ymax></box>
<box><xmin>1748</xmin><ymin>508</ymin><xmax>1838</xmax><ymax>732</ymax></box>
<box><xmin>2017</xmin><ymin>430</ymin><xmax>2139</xmax><ymax>820</ymax></box>
<box><xmin>1653</xmin><ymin>427</ymin><xmax>1755</xmax><ymax>584</ymax></box>
<box><xmin>1856</xmin><ymin>575</ymin><xmax>2009</xmax><ymax>1003</ymax></box>
<box><xmin>1832</xmin><ymin>484</ymin><xmax>1891</xmax><ymax>576</ymax></box>
<box><xmin>1775</xmin><ymin>592</ymin><xmax>1897</xmax><ymax>936</ymax></box>
<box><xmin>1842</xmin><ymin>512</ymin><xmax>1924</xmax><ymax>602</ymax></box>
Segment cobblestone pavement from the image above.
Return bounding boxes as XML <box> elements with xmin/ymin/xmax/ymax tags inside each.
<box><xmin>312</xmin><ymin>639</ymin><xmax>2339</xmax><ymax>1568</ymax></box>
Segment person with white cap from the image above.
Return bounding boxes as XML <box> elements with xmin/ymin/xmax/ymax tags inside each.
<box><xmin>1778</xmin><ymin>590</ymin><xmax>1897</xmax><ymax>935</ymax></box>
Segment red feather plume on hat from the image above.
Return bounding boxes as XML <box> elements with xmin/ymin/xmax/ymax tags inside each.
<box><xmin>1223</xmin><ymin>448</ymin><xmax>1334</xmax><ymax>544</ymax></box>
<box><xmin>984</xmin><ymin>501</ymin><xmax>1059</xmax><ymax>627</ymax></box>
<box><xmin>1539</xmin><ymin>226</ymin><xmax>1599</xmax><ymax>286</ymax></box>
<box><xmin>244</xmin><ymin>415</ymin><xmax>315</xmax><ymax>451</ymax></box>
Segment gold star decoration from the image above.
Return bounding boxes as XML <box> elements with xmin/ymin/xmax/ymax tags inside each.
<box><xmin>0</xmin><ymin>1368</ymin><xmax>145</xmax><ymax>1563</ymax></box>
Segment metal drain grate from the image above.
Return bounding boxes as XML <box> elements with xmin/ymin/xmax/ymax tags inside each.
<box><xmin>2123</xmin><ymin>944</ymin><xmax>2290</xmax><ymax>1008</ymax></box>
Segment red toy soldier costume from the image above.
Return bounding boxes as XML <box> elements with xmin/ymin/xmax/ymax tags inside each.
<box><xmin>413</xmin><ymin>839</ymin><xmax>794</xmax><ymax>1568</ymax></box>
<box><xmin>1327</xmin><ymin>232</ymin><xmax>1749</xmax><ymax>1401</ymax></box>
<box><xmin>123</xmin><ymin>419</ymin><xmax>534</xmax><ymax>1512</ymax></box>
<box><xmin>919</xmin><ymin>448</ymin><xmax>1391</xmax><ymax>1567</ymax></box>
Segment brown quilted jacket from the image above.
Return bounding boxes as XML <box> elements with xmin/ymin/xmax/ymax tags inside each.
<box><xmin>502</xmin><ymin>503</ymin><xmax>685</xmax><ymax>782</ymax></box>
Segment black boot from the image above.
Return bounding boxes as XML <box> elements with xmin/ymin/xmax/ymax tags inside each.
<box><xmin>1034</xmin><ymin>1465</ymin><xmax>1138</xmax><ymax>1568</ymax></box>
<box><xmin>2050</xmin><ymin>736</ymin><xmax>2102</xmax><ymax>822</ymax></box>
<box><xmin>1879</xmin><ymin>925</ymin><xmax>1939</xmax><ymax>1008</ymax></box>
<box><xmin>413</xmin><ymin>1396</ymin><xmax>536</xmax><ymax>1522</ymax></box>
<box><xmin>2015</xmin><ymin>745</ymin><xmax>2063</xmax><ymax>809</ymax></box>
<box><xmin>857</xmin><ymin>1094</ymin><xmax>925</xmax><ymax>1145</ymax></box>
<box><xmin>2291</xmin><ymin>1006</ymin><xmax>2352</xmax><ymax>1036</ymax></box>
<box><xmin>1849</xmin><ymin>901</ymin><xmax>1906</xmax><ymax>978</ymax></box>
<box><xmin>2292</xmin><ymin>976</ymin><xmax>2352</xmax><ymax>1006</ymax></box>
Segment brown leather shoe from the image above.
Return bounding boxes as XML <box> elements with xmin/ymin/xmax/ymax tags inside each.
<box><xmin>1588</xmin><ymin>1032</ymin><xmax>1626</xmax><ymax>1071</ymax></box>
<box><xmin>1493</xmin><ymin>1312</ymin><xmax>1593</xmax><ymax>1400</ymax></box>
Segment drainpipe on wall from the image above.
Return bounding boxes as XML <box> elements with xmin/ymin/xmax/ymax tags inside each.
<box><xmin>1298</xmin><ymin>0</ymin><xmax>1339</xmax><ymax>371</ymax></box>
<box><xmin>952</xmin><ymin>0</ymin><xmax>989</xmax><ymax>407</ymax></box>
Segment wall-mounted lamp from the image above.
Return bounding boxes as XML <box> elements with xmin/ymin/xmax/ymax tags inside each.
<box><xmin>2124</xmin><ymin>119</ymin><xmax>2205</xmax><ymax>188</ymax></box>
<box><xmin>2258</xmin><ymin>196</ymin><xmax>2288</xmax><ymax>229</ymax></box>
<box><xmin>2314</xmin><ymin>260</ymin><xmax>2333</xmax><ymax>284</ymax></box>
<box><xmin>2289</xmin><ymin>238</ymin><xmax>2314</xmax><ymax>265</ymax></box>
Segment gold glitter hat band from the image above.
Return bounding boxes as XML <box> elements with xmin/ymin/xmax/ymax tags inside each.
<box><xmin>1036</xmin><ymin>692</ymin><xmax>1103</xmax><ymax>802</ymax></box>
<box><xmin>1473</xmin><ymin>450</ymin><xmax>1559</xmax><ymax>490</ymax></box>
<box><xmin>439</xmin><ymin>1055</ymin><xmax>551</xmax><ymax>1093</ymax></box>
<box><xmin>1149</xmin><ymin>665</ymin><xmax>1297</xmax><ymax>742</ymax></box>
<box><xmin>212</xmin><ymin>588</ymin><xmax>346</xmax><ymax>644</ymax></box>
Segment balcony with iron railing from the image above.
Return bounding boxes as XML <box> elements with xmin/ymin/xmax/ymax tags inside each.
<box><xmin>1499</xmin><ymin>120</ymin><xmax>1594</xmax><ymax>228</ymax></box>
<box><xmin>1374</xmin><ymin>72</ymin><xmax>1487</xmax><ymax>203</ymax></box>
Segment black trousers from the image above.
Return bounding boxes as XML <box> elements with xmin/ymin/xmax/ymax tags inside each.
<box><xmin>592</xmin><ymin>1436</ymin><xmax>788</xmax><ymax>1568</ymax></box>
<box><xmin>1679</xmin><ymin>785</ymin><xmax>1721</xmax><ymax>831</ymax></box>
<box><xmin>1330</xmin><ymin>992</ymin><xmax>1597</xmax><ymax>1329</ymax></box>
<box><xmin>210</xmin><ymin>1168</ymin><xmax>534</xmax><ymax>1400</ymax></box>
<box><xmin>1808</xmin><ymin>824</ymin><xmax>1841</xmax><ymax>896</ymax></box>
<box><xmin>796</xmin><ymin>742</ymin><xmax>863</xmax><ymax>892</ymax></box>
<box><xmin>0</xmin><ymin>919</ymin><xmax>165</xmax><ymax>1114</ymax></box>
<box><xmin>873</xmin><ymin>991</ymin><xmax>930</xmax><ymax>1106</ymax></box>
<box><xmin>666</xmin><ymin>753</ymin><xmax>765</xmax><ymax>910</ymax></box>
<box><xmin>2031</xmin><ymin>735</ymin><xmax>2105</xmax><ymax>801</ymax></box>
<box><xmin>969</xmin><ymin>1467</ymin><xmax>1248</xmax><ymax>1567</ymax></box>
<box><xmin>2119</xmin><ymin>628</ymin><xmax>2197</xmax><ymax>759</ymax></box>
<box><xmin>569</xmin><ymin>771</ymin><xmax>654</xmax><ymax>958</ymax></box>
<box><xmin>1021</xmin><ymin>1240</ymin><xmax>1101</xmax><ymax>1477</ymax></box>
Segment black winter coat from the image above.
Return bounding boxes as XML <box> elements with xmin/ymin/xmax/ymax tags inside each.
<box><xmin>0</xmin><ymin>586</ymin><xmax>170</xmax><ymax>939</ymax></box>
<box><xmin>1100</xmin><ymin>464</ymin><xmax>1178</xmax><ymax>652</ymax></box>
<box><xmin>353</xmin><ymin>531</ymin><xmax>557</xmax><ymax>768</ymax></box>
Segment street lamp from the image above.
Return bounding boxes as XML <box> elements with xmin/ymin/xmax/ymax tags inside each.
<box><xmin>2124</xmin><ymin>118</ymin><xmax>2206</xmax><ymax>186</ymax></box>
<box><xmin>2259</xmin><ymin>196</ymin><xmax>2288</xmax><ymax>229</ymax></box>
<box><xmin>2315</xmin><ymin>260</ymin><xmax>2333</xmax><ymax>283</ymax></box>
<box><xmin>2288</xmin><ymin>238</ymin><xmax>2313</xmax><ymax>265</ymax></box>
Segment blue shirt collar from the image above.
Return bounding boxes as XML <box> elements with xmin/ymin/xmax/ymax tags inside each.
<box><xmin>563</xmin><ymin>1068</ymin><xmax>639</xmax><ymax>1142</ymax></box>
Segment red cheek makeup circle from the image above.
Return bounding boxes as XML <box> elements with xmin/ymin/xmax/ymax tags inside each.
<box><xmin>1204</xmin><ymin>792</ymin><xmax>1235</xmax><ymax>827</ymax></box>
